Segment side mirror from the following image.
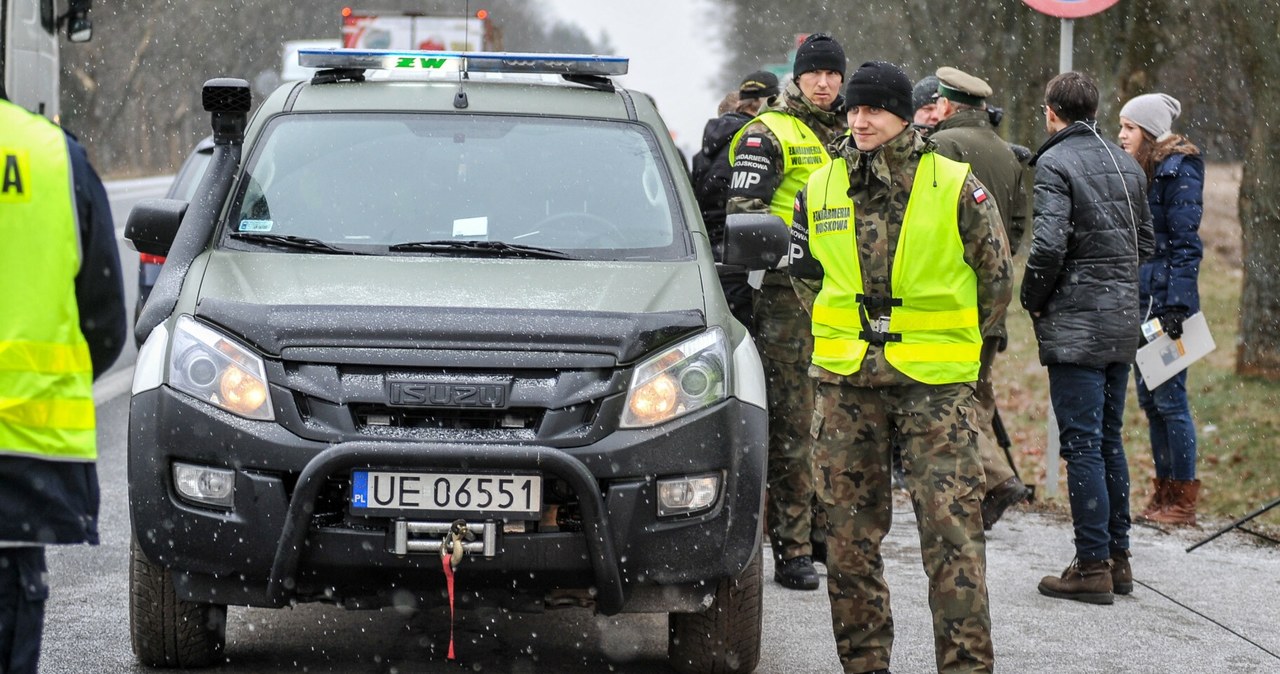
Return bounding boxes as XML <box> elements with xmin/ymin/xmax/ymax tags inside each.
<box><xmin>723</xmin><ymin>213</ymin><xmax>789</xmax><ymax>271</ymax></box>
<box><xmin>125</xmin><ymin>199</ymin><xmax>188</xmax><ymax>257</ymax></box>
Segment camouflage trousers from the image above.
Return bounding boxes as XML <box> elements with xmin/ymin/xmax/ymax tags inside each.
<box><xmin>812</xmin><ymin>381</ymin><xmax>994</xmax><ymax>674</ymax></box>
<box><xmin>753</xmin><ymin>273</ymin><xmax>821</xmax><ymax>559</ymax></box>
<box><xmin>976</xmin><ymin>343</ymin><xmax>1016</xmax><ymax>489</ymax></box>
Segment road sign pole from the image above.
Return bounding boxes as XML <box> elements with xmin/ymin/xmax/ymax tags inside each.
<box><xmin>1059</xmin><ymin>18</ymin><xmax>1074</xmax><ymax>73</ymax></box>
<box><xmin>1024</xmin><ymin>0</ymin><xmax>1119</xmax><ymax>72</ymax></box>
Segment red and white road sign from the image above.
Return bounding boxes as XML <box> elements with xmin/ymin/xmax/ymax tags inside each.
<box><xmin>1022</xmin><ymin>0</ymin><xmax>1120</xmax><ymax>19</ymax></box>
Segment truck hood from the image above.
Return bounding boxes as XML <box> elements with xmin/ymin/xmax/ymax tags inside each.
<box><xmin>190</xmin><ymin>251</ymin><xmax>708</xmax><ymax>361</ymax></box>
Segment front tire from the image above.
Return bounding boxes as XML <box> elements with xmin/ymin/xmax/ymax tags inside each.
<box><xmin>667</xmin><ymin>548</ymin><xmax>763</xmax><ymax>674</ymax></box>
<box><xmin>129</xmin><ymin>538</ymin><xmax>227</xmax><ymax>667</ymax></box>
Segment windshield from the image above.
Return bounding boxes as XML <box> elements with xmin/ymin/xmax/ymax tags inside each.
<box><xmin>224</xmin><ymin>113</ymin><xmax>687</xmax><ymax>260</ymax></box>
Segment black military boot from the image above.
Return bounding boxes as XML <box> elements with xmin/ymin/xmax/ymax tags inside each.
<box><xmin>981</xmin><ymin>476</ymin><xmax>1031</xmax><ymax>530</ymax></box>
<box><xmin>774</xmin><ymin>555</ymin><xmax>820</xmax><ymax>590</ymax></box>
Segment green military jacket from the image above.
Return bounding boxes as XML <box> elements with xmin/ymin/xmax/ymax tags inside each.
<box><xmin>930</xmin><ymin>108</ymin><xmax>1028</xmax><ymax>256</ymax></box>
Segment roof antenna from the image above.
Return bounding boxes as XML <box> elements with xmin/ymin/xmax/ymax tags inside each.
<box><xmin>454</xmin><ymin>0</ymin><xmax>470</xmax><ymax>108</ymax></box>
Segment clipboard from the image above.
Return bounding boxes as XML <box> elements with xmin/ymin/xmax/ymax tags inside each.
<box><xmin>1135</xmin><ymin>312</ymin><xmax>1215</xmax><ymax>389</ymax></box>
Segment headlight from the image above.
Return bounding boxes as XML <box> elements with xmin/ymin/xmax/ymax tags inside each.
<box><xmin>621</xmin><ymin>328</ymin><xmax>729</xmax><ymax>428</ymax></box>
<box><xmin>168</xmin><ymin>315</ymin><xmax>274</xmax><ymax>420</ymax></box>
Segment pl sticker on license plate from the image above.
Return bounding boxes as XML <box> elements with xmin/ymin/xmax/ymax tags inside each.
<box><xmin>350</xmin><ymin>470</ymin><xmax>541</xmax><ymax>518</ymax></box>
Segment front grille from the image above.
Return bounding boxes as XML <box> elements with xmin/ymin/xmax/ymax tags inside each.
<box><xmin>269</xmin><ymin>355</ymin><xmax>626</xmax><ymax>445</ymax></box>
<box><xmin>351</xmin><ymin>403</ymin><xmax>544</xmax><ymax>432</ymax></box>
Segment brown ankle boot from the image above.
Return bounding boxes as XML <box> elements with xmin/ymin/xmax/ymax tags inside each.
<box><xmin>1148</xmin><ymin>479</ymin><xmax>1200</xmax><ymax>526</ymax></box>
<box><xmin>1038</xmin><ymin>558</ymin><xmax>1114</xmax><ymax>605</ymax></box>
<box><xmin>1137</xmin><ymin>477</ymin><xmax>1169</xmax><ymax>521</ymax></box>
<box><xmin>1110</xmin><ymin>550</ymin><xmax>1133</xmax><ymax>595</ymax></box>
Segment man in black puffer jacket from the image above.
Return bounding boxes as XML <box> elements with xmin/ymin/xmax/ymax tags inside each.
<box><xmin>691</xmin><ymin>70</ymin><xmax>778</xmax><ymax>327</ymax></box>
<box><xmin>1023</xmin><ymin>72</ymin><xmax>1154</xmax><ymax>607</ymax></box>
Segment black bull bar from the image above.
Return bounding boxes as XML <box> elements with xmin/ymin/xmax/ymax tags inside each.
<box><xmin>264</xmin><ymin>441</ymin><xmax>626</xmax><ymax>615</ymax></box>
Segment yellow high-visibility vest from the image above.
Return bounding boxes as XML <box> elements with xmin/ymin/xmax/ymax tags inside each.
<box><xmin>729</xmin><ymin>110</ymin><xmax>830</xmax><ymax>222</ymax></box>
<box><xmin>0</xmin><ymin>99</ymin><xmax>97</xmax><ymax>461</ymax></box>
<box><xmin>805</xmin><ymin>152</ymin><xmax>982</xmax><ymax>384</ymax></box>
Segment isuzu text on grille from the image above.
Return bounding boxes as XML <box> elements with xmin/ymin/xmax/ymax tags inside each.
<box><xmin>386</xmin><ymin>381</ymin><xmax>508</xmax><ymax>407</ymax></box>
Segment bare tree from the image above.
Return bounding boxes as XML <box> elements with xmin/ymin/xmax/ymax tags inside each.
<box><xmin>715</xmin><ymin>0</ymin><xmax>1247</xmax><ymax>157</ymax></box>
<box><xmin>1222</xmin><ymin>1</ymin><xmax>1280</xmax><ymax>378</ymax></box>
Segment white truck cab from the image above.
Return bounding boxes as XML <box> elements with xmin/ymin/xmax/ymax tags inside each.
<box><xmin>1</xmin><ymin>0</ymin><xmax>92</xmax><ymax>120</ymax></box>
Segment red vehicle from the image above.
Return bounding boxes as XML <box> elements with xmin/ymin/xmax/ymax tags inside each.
<box><xmin>340</xmin><ymin>7</ymin><xmax>500</xmax><ymax>52</ymax></box>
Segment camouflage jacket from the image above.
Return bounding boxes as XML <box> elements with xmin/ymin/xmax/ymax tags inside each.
<box><xmin>725</xmin><ymin>81</ymin><xmax>847</xmax><ymax>219</ymax></box>
<box><xmin>789</xmin><ymin>128</ymin><xmax>1014</xmax><ymax>387</ymax></box>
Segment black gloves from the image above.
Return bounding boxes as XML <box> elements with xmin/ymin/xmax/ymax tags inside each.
<box><xmin>1162</xmin><ymin>310</ymin><xmax>1187</xmax><ymax>340</ymax></box>
<box><xmin>987</xmin><ymin>105</ymin><xmax>1005</xmax><ymax>128</ymax></box>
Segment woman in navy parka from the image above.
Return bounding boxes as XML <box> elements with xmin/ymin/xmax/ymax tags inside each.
<box><xmin>1117</xmin><ymin>93</ymin><xmax>1205</xmax><ymax>526</ymax></box>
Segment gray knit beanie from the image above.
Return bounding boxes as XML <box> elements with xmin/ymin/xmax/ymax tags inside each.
<box><xmin>1119</xmin><ymin>93</ymin><xmax>1181</xmax><ymax>140</ymax></box>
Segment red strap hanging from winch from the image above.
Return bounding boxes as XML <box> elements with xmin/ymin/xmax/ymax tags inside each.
<box><xmin>441</xmin><ymin>553</ymin><xmax>457</xmax><ymax>660</ymax></box>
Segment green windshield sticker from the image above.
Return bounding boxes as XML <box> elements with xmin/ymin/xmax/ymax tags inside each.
<box><xmin>239</xmin><ymin>219</ymin><xmax>274</xmax><ymax>232</ymax></box>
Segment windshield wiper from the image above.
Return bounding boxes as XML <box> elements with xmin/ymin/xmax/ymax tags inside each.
<box><xmin>388</xmin><ymin>239</ymin><xmax>573</xmax><ymax>259</ymax></box>
<box><xmin>230</xmin><ymin>232</ymin><xmax>370</xmax><ymax>255</ymax></box>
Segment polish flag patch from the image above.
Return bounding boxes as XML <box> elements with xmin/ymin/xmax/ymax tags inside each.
<box><xmin>972</xmin><ymin>187</ymin><xmax>988</xmax><ymax>204</ymax></box>
<box><xmin>745</xmin><ymin>136</ymin><xmax>763</xmax><ymax>148</ymax></box>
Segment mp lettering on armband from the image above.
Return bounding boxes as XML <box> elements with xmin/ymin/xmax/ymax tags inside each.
<box><xmin>1</xmin><ymin>149</ymin><xmax>31</xmax><ymax>203</ymax></box>
<box><xmin>789</xmin><ymin>212</ymin><xmax>824</xmax><ymax>280</ymax></box>
<box><xmin>730</xmin><ymin>170</ymin><xmax>763</xmax><ymax>191</ymax></box>
<box><xmin>729</xmin><ymin>137</ymin><xmax>777</xmax><ymax>201</ymax></box>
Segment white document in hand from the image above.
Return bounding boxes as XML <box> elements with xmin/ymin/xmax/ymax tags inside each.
<box><xmin>1135</xmin><ymin>312</ymin><xmax>1215</xmax><ymax>389</ymax></box>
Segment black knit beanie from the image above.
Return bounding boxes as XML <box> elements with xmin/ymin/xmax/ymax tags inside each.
<box><xmin>842</xmin><ymin>61</ymin><xmax>913</xmax><ymax>121</ymax></box>
<box><xmin>793</xmin><ymin>33</ymin><xmax>846</xmax><ymax>79</ymax></box>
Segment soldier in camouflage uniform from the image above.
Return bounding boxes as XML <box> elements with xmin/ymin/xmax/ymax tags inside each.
<box><xmin>790</xmin><ymin>61</ymin><xmax>1011</xmax><ymax>673</ymax></box>
<box><xmin>726</xmin><ymin>33</ymin><xmax>848</xmax><ymax>590</ymax></box>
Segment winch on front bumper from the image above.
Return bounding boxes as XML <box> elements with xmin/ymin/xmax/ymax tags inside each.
<box><xmin>128</xmin><ymin>385</ymin><xmax>767</xmax><ymax>615</ymax></box>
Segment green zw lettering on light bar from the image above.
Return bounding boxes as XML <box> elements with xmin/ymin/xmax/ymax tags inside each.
<box><xmin>395</xmin><ymin>57</ymin><xmax>452</xmax><ymax>69</ymax></box>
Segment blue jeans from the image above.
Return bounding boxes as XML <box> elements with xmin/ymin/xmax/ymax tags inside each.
<box><xmin>1135</xmin><ymin>369</ymin><xmax>1197</xmax><ymax>480</ymax></box>
<box><xmin>1048</xmin><ymin>363</ymin><xmax>1132</xmax><ymax>562</ymax></box>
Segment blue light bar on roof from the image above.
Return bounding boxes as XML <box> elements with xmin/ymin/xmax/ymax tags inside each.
<box><xmin>297</xmin><ymin>48</ymin><xmax>628</xmax><ymax>77</ymax></box>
